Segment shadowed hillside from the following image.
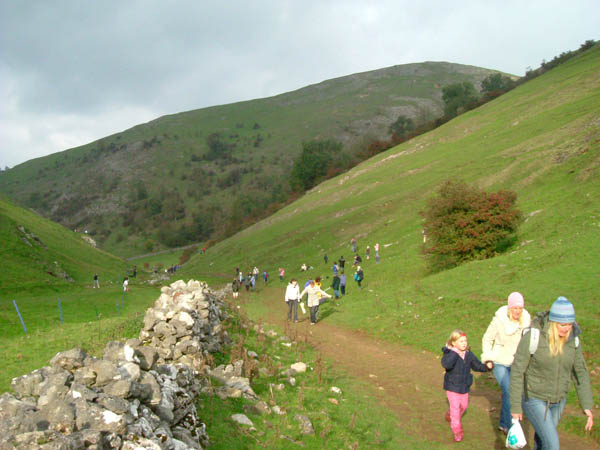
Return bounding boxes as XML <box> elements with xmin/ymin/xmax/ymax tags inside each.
<box><xmin>0</xmin><ymin>62</ymin><xmax>501</xmax><ymax>257</ymax></box>
<box><xmin>0</xmin><ymin>195</ymin><xmax>128</xmax><ymax>295</ymax></box>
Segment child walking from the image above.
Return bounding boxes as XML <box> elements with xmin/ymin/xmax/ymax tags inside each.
<box><xmin>442</xmin><ymin>330</ymin><xmax>493</xmax><ymax>442</ymax></box>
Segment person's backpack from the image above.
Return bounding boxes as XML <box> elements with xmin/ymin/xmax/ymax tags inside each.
<box><xmin>353</xmin><ymin>273</ymin><xmax>359</xmax><ymax>281</ymax></box>
<box><xmin>523</xmin><ymin>326</ymin><xmax>579</xmax><ymax>355</ymax></box>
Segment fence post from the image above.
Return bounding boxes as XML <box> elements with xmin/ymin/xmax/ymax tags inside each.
<box><xmin>58</xmin><ymin>298</ymin><xmax>64</xmax><ymax>325</ymax></box>
<box><xmin>12</xmin><ymin>300</ymin><xmax>27</xmax><ymax>334</ymax></box>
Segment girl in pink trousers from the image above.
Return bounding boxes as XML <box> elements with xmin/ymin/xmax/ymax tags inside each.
<box><xmin>442</xmin><ymin>330</ymin><xmax>493</xmax><ymax>442</ymax></box>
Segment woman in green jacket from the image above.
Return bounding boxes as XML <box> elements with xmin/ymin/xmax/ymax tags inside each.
<box><xmin>509</xmin><ymin>297</ymin><xmax>594</xmax><ymax>449</ymax></box>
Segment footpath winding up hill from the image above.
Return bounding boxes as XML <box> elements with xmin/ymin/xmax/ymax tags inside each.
<box><xmin>183</xmin><ymin>44</ymin><xmax>600</xmax><ymax>447</ymax></box>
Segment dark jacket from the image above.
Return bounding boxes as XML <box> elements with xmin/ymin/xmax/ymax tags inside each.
<box><xmin>509</xmin><ymin>311</ymin><xmax>593</xmax><ymax>414</ymax></box>
<box><xmin>331</xmin><ymin>275</ymin><xmax>340</xmax><ymax>290</ymax></box>
<box><xmin>441</xmin><ymin>347</ymin><xmax>489</xmax><ymax>394</ymax></box>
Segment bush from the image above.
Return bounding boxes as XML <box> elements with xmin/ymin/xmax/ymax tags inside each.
<box><xmin>145</xmin><ymin>239</ymin><xmax>154</xmax><ymax>252</ymax></box>
<box><xmin>442</xmin><ymin>82</ymin><xmax>479</xmax><ymax>118</ymax></box>
<box><xmin>421</xmin><ymin>180</ymin><xmax>522</xmax><ymax>271</ymax></box>
<box><xmin>290</xmin><ymin>139</ymin><xmax>343</xmax><ymax>192</ymax></box>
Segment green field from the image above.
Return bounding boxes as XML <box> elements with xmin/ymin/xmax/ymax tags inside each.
<box><xmin>0</xmin><ymin>45</ymin><xmax>599</xmax><ymax>447</ymax></box>
<box><xmin>178</xmin><ymin>45</ymin><xmax>600</xmax><ymax>442</ymax></box>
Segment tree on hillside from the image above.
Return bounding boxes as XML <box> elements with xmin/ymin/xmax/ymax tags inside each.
<box><xmin>442</xmin><ymin>82</ymin><xmax>479</xmax><ymax>118</ymax></box>
<box><xmin>421</xmin><ymin>180</ymin><xmax>522</xmax><ymax>272</ymax></box>
<box><xmin>481</xmin><ymin>73</ymin><xmax>516</xmax><ymax>99</ymax></box>
<box><xmin>205</xmin><ymin>132</ymin><xmax>234</xmax><ymax>161</ymax></box>
<box><xmin>290</xmin><ymin>139</ymin><xmax>343</xmax><ymax>192</ymax></box>
<box><xmin>389</xmin><ymin>115</ymin><xmax>415</xmax><ymax>142</ymax></box>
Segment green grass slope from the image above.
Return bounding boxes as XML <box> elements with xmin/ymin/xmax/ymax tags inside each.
<box><xmin>0</xmin><ymin>195</ymin><xmax>128</xmax><ymax>295</ymax></box>
<box><xmin>0</xmin><ymin>62</ymin><xmax>500</xmax><ymax>257</ymax></box>
<box><xmin>181</xmin><ymin>44</ymin><xmax>600</xmax><ymax>437</ymax></box>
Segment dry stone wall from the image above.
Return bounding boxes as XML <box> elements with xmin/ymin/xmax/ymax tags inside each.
<box><xmin>0</xmin><ymin>279</ymin><xmax>230</xmax><ymax>450</ymax></box>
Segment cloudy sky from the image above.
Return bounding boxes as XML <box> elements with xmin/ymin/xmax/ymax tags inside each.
<box><xmin>1</xmin><ymin>1</ymin><xmax>598</xmax><ymax>169</ymax></box>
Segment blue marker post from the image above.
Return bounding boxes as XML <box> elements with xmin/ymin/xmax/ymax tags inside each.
<box><xmin>12</xmin><ymin>300</ymin><xmax>27</xmax><ymax>334</ymax></box>
<box><xmin>58</xmin><ymin>298</ymin><xmax>64</xmax><ymax>325</ymax></box>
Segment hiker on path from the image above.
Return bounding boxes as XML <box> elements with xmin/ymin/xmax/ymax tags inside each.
<box><xmin>510</xmin><ymin>297</ymin><xmax>594</xmax><ymax>449</ymax></box>
<box><xmin>324</xmin><ymin>254</ymin><xmax>328</xmax><ymax>264</ymax></box>
<box><xmin>231</xmin><ymin>277</ymin><xmax>240</xmax><ymax>299</ymax></box>
<box><xmin>442</xmin><ymin>330</ymin><xmax>493</xmax><ymax>442</ymax></box>
<box><xmin>481</xmin><ymin>292</ymin><xmax>531</xmax><ymax>434</ymax></box>
<box><xmin>301</xmin><ymin>263</ymin><xmax>307</xmax><ymax>272</ymax></box>
<box><xmin>285</xmin><ymin>279</ymin><xmax>300</xmax><ymax>322</ymax></box>
<box><xmin>244</xmin><ymin>273</ymin><xmax>251</xmax><ymax>292</ymax></box>
<box><xmin>332</xmin><ymin>262</ymin><xmax>338</xmax><ymax>276</ymax></box>
<box><xmin>353</xmin><ymin>254</ymin><xmax>362</xmax><ymax>266</ymax></box>
<box><xmin>331</xmin><ymin>273</ymin><xmax>341</xmax><ymax>299</ymax></box>
<box><xmin>123</xmin><ymin>277</ymin><xmax>129</xmax><ymax>292</ymax></box>
<box><xmin>366</xmin><ymin>245</ymin><xmax>371</xmax><ymax>260</ymax></box>
<box><xmin>93</xmin><ymin>274</ymin><xmax>99</xmax><ymax>289</ymax></box>
<box><xmin>299</xmin><ymin>279</ymin><xmax>332</xmax><ymax>325</ymax></box>
<box><xmin>354</xmin><ymin>266</ymin><xmax>364</xmax><ymax>288</ymax></box>
<box><xmin>351</xmin><ymin>237</ymin><xmax>357</xmax><ymax>253</ymax></box>
<box><xmin>263</xmin><ymin>271</ymin><xmax>269</xmax><ymax>284</ymax></box>
<box><xmin>339</xmin><ymin>256</ymin><xmax>346</xmax><ymax>269</ymax></box>
<box><xmin>339</xmin><ymin>270</ymin><xmax>347</xmax><ymax>296</ymax></box>
<box><xmin>374</xmin><ymin>243</ymin><xmax>380</xmax><ymax>264</ymax></box>
<box><xmin>279</xmin><ymin>267</ymin><xmax>285</xmax><ymax>282</ymax></box>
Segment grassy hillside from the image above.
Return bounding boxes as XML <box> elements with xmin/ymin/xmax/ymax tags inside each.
<box><xmin>0</xmin><ymin>195</ymin><xmax>129</xmax><ymax>295</ymax></box>
<box><xmin>0</xmin><ymin>62</ymin><xmax>500</xmax><ymax>257</ymax></box>
<box><xmin>0</xmin><ymin>195</ymin><xmax>158</xmax><ymax>392</ymax></box>
<box><xmin>180</xmin><ymin>44</ymin><xmax>600</xmax><ymax>437</ymax></box>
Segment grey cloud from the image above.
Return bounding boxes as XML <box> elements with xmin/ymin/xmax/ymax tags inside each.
<box><xmin>1</xmin><ymin>0</ymin><xmax>598</xmax><ymax>168</ymax></box>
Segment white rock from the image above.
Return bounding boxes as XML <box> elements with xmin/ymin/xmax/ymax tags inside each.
<box><xmin>290</xmin><ymin>362</ymin><xmax>307</xmax><ymax>373</ymax></box>
<box><xmin>103</xmin><ymin>410</ymin><xmax>122</xmax><ymax>424</ymax></box>
<box><xmin>231</xmin><ymin>413</ymin><xmax>254</xmax><ymax>427</ymax></box>
<box><xmin>330</xmin><ymin>386</ymin><xmax>342</xmax><ymax>394</ymax></box>
<box><xmin>175</xmin><ymin>311</ymin><xmax>194</xmax><ymax>328</ymax></box>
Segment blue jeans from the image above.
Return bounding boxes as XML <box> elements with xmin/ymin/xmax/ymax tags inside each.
<box><xmin>493</xmin><ymin>364</ymin><xmax>511</xmax><ymax>430</ymax></box>
<box><xmin>522</xmin><ymin>396</ymin><xmax>566</xmax><ymax>450</ymax></box>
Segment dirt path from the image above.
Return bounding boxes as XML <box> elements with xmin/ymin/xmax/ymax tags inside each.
<box><xmin>241</xmin><ymin>286</ymin><xmax>599</xmax><ymax>449</ymax></box>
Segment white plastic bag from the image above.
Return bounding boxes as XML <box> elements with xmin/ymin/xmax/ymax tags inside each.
<box><xmin>299</xmin><ymin>302</ymin><xmax>306</xmax><ymax>314</ymax></box>
<box><xmin>506</xmin><ymin>419</ymin><xmax>527</xmax><ymax>449</ymax></box>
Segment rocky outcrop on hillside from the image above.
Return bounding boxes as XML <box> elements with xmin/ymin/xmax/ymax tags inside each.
<box><xmin>0</xmin><ymin>279</ymin><xmax>229</xmax><ymax>449</ymax></box>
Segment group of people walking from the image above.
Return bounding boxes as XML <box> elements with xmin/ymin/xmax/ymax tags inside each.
<box><xmin>442</xmin><ymin>293</ymin><xmax>593</xmax><ymax>447</ymax></box>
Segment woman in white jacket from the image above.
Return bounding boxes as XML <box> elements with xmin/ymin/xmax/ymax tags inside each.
<box><xmin>299</xmin><ymin>279</ymin><xmax>332</xmax><ymax>325</ymax></box>
<box><xmin>481</xmin><ymin>292</ymin><xmax>531</xmax><ymax>433</ymax></box>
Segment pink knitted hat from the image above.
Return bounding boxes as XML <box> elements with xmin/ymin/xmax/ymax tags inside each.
<box><xmin>507</xmin><ymin>292</ymin><xmax>524</xmax><ymax>308</ymax></box>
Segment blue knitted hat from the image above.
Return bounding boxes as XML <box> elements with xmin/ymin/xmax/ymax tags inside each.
<box><xmin>549</xmin><ymin>296</ymin><xmax>576</xmax><ymax>323</ymax></box>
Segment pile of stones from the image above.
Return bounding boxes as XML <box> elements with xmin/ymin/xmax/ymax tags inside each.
<box><xmin>0</xmin><ymin>279</ymin><xmax>229</xmax><ymax>449</ymax></box>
